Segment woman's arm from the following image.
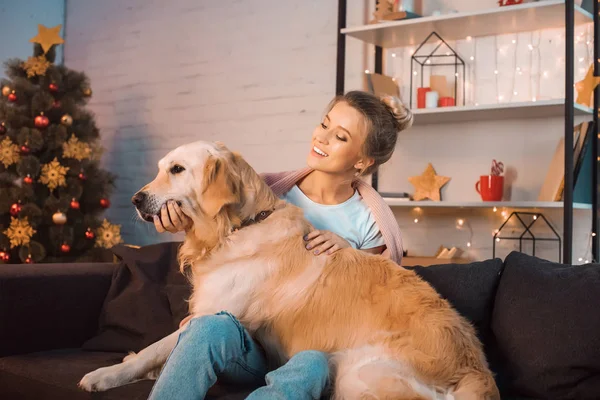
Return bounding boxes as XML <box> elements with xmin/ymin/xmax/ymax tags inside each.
<box><xmin>361</xmin><ymin>245</ymin><xmax>386</xmax><ymax>255</ymax></box>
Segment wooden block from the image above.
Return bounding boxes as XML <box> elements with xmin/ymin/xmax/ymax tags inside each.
<box><xmin>364</xmin><ymin>73</ymin><xmax>400</xmax><ymax>98</ymax></box>
<box><xmin>430</xmin><ymin>75</ymin><xmax>450</xmax><ymax>98</ymax></box>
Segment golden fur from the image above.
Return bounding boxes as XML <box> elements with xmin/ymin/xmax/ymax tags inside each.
<box><xmin>80</xmin><ymin>141</ymin><xmax>499</xmax><ymax>399</ymax></box>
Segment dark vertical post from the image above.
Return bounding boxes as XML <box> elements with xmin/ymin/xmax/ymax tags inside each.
<box><xmin>564</xmin><ymin>0</ymin><xmax>575</xmax><ymax>264</ymax></box>
<box><xmin>372</xmin><ymin>11</ymin><xmax>383</xmax><ymax>191</ymax></box>
<box><xmin>336</xmin><ymin>0</ymin><xmax>347</xmax><ymax>96</ymax></box>
<box><xmin>593</xmin><ymin>0</ymin><xmax>599</xmax><ymax>261</ymax></box>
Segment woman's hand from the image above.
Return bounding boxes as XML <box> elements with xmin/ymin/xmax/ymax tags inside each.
<box><xmin>153</xmin><ymin>201</ymin><xmax>193</xmax><ymax>233</ymax></box>
<box><xmin>304</xmin><ymin>230</ymin><xmax>351</xmax><ymax>255</ymax></box>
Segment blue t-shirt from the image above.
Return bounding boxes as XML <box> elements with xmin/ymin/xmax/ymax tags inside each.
<box><xmin>280</xmin><ymin>185</ymin><xmax>385</xmax><ymax>250</ymax></box>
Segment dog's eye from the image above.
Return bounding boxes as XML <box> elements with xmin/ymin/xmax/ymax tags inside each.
<box><xmin>170</xmin><ymin>165</ymin><xmax>185</xmax><ymax>174</ymax></box>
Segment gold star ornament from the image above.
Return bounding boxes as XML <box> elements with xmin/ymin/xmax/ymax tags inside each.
<box><xmin>408</xmin><ymin>163</ymin><xmax>451</xmax><ymax>201</ymax></box>
<box><xmin>575</xmin><ymin>64</ymin><xmax>600</xmax><ymax>108</ymax></box>
<box><xmin>0</xmin><ymin>136</ymin><xmax>20</xmax><ymax>168</ymax></box>
<box><xmin>95</xmin><ymin>219</ymin><xmax>123</xmax><ymax>249</ymax></box>
<box><xmin>3</xmin><ymin>217</ymin><xmax>36</xmax><ymax>248</ymax></box>
<box><xmin>29</xmin><ymin>24</ymin><xmax>64</xmax><ymax>54</ymax></box>
<box><xmin>39</xmin><ymin>157</ymin><xmax>69</xmax><ymax>190</ymax></box>
<box><xmin>62</xmin><ymin>134</ymin><xmax>91</xmax><ymax>161</ymax></box>
<box><xmin>22</xmin><ymin>55</ymin><xmax>51</xmax><ymax>77</ymax></box>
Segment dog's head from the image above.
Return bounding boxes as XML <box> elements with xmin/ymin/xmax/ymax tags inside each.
<box><xmin>132</xmin><ymin>141</ymin><xmax>278</xmax><ymax>252</ymax></box>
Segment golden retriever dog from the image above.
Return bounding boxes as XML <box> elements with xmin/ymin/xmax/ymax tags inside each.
<box><xmin>79</xmin><ymin>141</ymin><xmax>499</xmax><ymax>399</ymax></box>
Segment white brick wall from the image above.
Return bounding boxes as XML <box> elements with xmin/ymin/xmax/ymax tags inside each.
<box><xmin>65</xmin><ymin>0</ymin><xmax>593</xmax><ymax>263</ymax></box>
<box><xmin>65</xmin><ymin>0</ymin><xmax>341</xmax><ymax>245</ymax></box>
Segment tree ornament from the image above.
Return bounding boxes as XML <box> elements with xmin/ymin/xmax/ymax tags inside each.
<box><xmin>48</xmin><ymin>83</ymin><xmax>59</xmax><ymax>93</ymax></box>
<box><xmin>78</xmin><ymin>170</ymin><xmax>87</xmax><ymax>181</ymax></box>
<box><xmin>34</xmin><ymin>113</ymin><xmax>50</xmax><ymax>129</ymax></box>
<box><xmin>70</xmin><ymin>198</ymin><xmax>80</xmax><ymax>210</ymax></box>
<box><xmin>52</xmin><ymin>211</ymin><xmax>67</xmax><ymax>225</ymax></box>
<box><xmin>62</xmin><ymin>134</ymin><xmax>91</xmax><ymax>161</ymax></box>
<box><xmin>100</xmin><ymin>198</ymin><xmax>110</xmax><ymax>208</ymax></box>
<box><xmin>8</xmin><ymin>91</ymin><xmax>17</xmax><ymax>102</ymax></box>
<box><xmin>0</xmin><ymin>122</ymin><xmax>6</xmax><ymax>135</ymax></box>
<box><xmin>10</xmin><ymin>202</ymin><xmax>22</xmax><ymax>217</ymax></box>
<box><xmin>52</xmin><ymin>100</ymin><xmax>61</xmax><ymax>109</ymax></box>
<box><xmin>3</xmin><ymin>217</ymin><xmax>36</xmax><ymax>248</ymax></box>
<box><xmin>25</xmin><ymin>255</ymin><xmax>33</xmax><ymax>264</ymax></box>
<box><xmin>60</xmin><ymin>243</ymin><xmax>71</xmax><ymax>253</ymax></box>
<box><xmin>95</xmin><ymin>219</ymin><xmax>123</xmax><ymax>249</ymax></box>
<box><xmin>20</xmin><ymin>144</ymin><xmax>31</xmax><ymax>155</ymax></box>
<box><xmin>29</xmin><ymin>24</ymin><xmax>64</xmax><ymax>54</ymax></box>
<box><xmin>408</xmin><ymin>163</ymin><xmax>451</xmax><ymax>201</ymax></box>
<box><xmin>39</xmin><ymin>157</ymin><xmax>69</xmax><ymax>190</ymax></box>
<box><xmin>0</xmin><ymin>136</ymin><xmax>21</xmax><ymax>168</ymax></box>
<box><xmin>83</xmin><ymin>87</ymin><xmax>92</xmax><ymax>97</ymax></box>
<box><xmin>22</xmin><ymin>55</ymin><xmax>51</xmax><ymax>77</ymax></box>
<box><xmin>85</xmin><ymin>228</ymin><xmax>95</xmax><ymax>240</ymax></box>
<box><xmin>23</xmin><ymin>174</ymin><xmax>33</xmax><ymax>185</ymax></box>
<box><xmin>1</xmin><ymin>86</ymin><xmax>11</xmax><ymax>97</ymax></box>
<box><xmin>60</xmin><ymin>114</ymin><xmax>73</xmax><ymax>126</ymax></box>
<box><xmin>0</xmin><ymin>250</ymin><xmax>9</xmax><ymax>262</ymax></box>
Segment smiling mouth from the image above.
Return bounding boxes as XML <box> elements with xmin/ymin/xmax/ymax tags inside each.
<box><xmin>312</xmin><ymin>146</ymin><xmax>328</xmax><ymax>157</ymax></box>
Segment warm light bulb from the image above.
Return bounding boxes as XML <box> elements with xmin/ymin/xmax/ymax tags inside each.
<box><xmin>585</xmin><ymin>259</ymin><xmax>590</xmax><ymax>263</ymax></box>
<box><xmin>467</xmin><ymin>242</ymin><xmax>472</xmax><ymax>247</ymax></box>
<box><xmin>493</xmin><ymin>207</ymin><xmax>498</xmax><ymax>212</ymax></box>
<box><xmin>455</xmin><ymin>72</ymin><xmax>459</xmax><ymax>77</ymax></box>
<box><xmin>533</xmin><ymin>215</ymin><xmax>537</xmax><ymax>220</ymax></box>
<box><xmin>532</xmin><ymin>97</ymin><xmax>537</xmax><ymax>102</ymax></box>
<box><xmin>498</xmin><ymin>95</ymin><xmax>504</xmax><ymax>101</ymax></box>
<box><xmin>593</xmin><ymin>232</ymin><xmax>597</xmax><ymax>237</ymax></box>
<box><xmin>501</xmin><ymin>211</ymin><xmax>508</xmax><ymax>217</ymax></box>
<box><xmin>512</xmin><ymin>39</ymin><xmax>516</xmax><ymax>44</ymax></box>
<box><xmin>514</xmin><ymin>91</ymin><xmax>518</xmax><ymax>95</ymax></box>
<box><xmin>414</xmin><ymin>218</ymin><xmax>419</xmax><ymax>223</ymax></box>
<box><xmin>496</xmin><ymin>237</ymin><xmax>501</xmax><ymax>242</ymax></box>
<box><xmin>543</xmin><ymin>71</ymin><xmax>549</xmax><ymax>78</ymax></box>
<box><xmin>579</xmin><ymin>57</ymin><xmax>585</xmax><ymax>63</ymax></box>
<box><xmin>413</xmin><ymin>70</ymin><xmax>418</xmax><ymax>75</ymax></box>
<box><xmin>391</xmin><ymin>53</ymin><xmax>397</xmax><ymax>58</ymax></box>
<box><xmin>528</xmin><ymin>44</ymin><xmax>533</xmax><ymax>51</ymax></box>
<box><xmin>426</xmin><ymin>59</ymin><xmax>431</xmax><ymax>64</ymax></box>
<box><xmin>516</xmin><ymin>67</ymin><xmax>521</xmax><ymax>72</ymax></box>
<box><xmin>494</xmin><ymin>70</ymin><xmax>499</xmax><ymax>75</ymax></box>
<box><xmin>466</xmin><ymin>36</ymin><xmax>472</xmax><ymax>41</ymax></box>
<box><xmin>446</xmin><ymin>52</ymin><xmax>451</xmax><ymax>56</ymax></box>
<box><xmin>365</xmin><ymin>69</ymin><xmax>370</xmax><ymax>74</ymax></box>
<box><xmin>457</xmin><ymin>219</ymin><xmax>464</xmax><ymax>226</ymax></box>
<box><xmin>470</xmin><ymin>56</ymin><xmax>474</xmax><ymax>61</ymax></box>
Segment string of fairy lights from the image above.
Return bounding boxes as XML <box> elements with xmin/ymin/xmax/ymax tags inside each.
<box><xmin>381</xmin><ymin>25</ymin><xmax>596</xmax><ymax>264</ymax></box>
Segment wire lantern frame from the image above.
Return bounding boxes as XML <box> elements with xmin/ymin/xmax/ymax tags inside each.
<box><xmin>493</xmin><ymin>211</ymin><xmax>562</xmax><ymax>262</ymax></box>
<box><xmin>410</xmin><ymin>31</ymin><xmax>466</xmax><ymax>109</ymax></box>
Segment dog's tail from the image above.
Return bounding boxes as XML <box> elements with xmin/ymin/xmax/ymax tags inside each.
<box><xmin>451</xmin><ymin>369</ymin><xmax>500</xmax><ymax>400</ymax></box>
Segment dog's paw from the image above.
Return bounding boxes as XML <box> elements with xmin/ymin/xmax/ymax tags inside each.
<box><xmin>78</xmin><ymin>365</ymin><xmax>126</xmax><ymax>392</ymax></box>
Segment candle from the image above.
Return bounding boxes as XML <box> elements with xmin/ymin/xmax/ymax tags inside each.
<box><xmin>438</xmin><ymin>97</ymin><xmax>455</xmax><ymax>107</ymax></box>
<box><xmin>417</xmin><ymin>87</ymin><xmax>431</xmax><ymax>109</ymax></box>
<box><xmin>426</xmin><ymin>91</ymin><xmax>439</xmax><ymax>108</ymax></box>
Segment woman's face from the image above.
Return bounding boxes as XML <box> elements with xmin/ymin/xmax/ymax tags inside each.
<box><xmin>307</xmin><ymin>101</ymin><xmax>372</xmax><ymax>175</ymax></box>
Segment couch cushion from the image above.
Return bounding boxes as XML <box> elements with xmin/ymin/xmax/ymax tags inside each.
<box><xmin>0</xmin><ymin>349</ymin><xmax>251</xmax><ymax>400</ymax></box>
<box><xmin>404</xmin><ymin>258</ymin><xmax>504</xmax><ymax>346</ymax></box>
<box><xmin>82</xmin><ymin>242</ymin><xmax>191</xmax><ymax>353</ymax></box>
<box><xmin>492</xmin><ymin>251</ymin><xmax>600</xmax><ymax>399</ymax></box>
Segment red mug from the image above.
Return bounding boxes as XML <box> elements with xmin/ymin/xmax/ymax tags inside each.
<box><xmin>476</xmin><ymin>175</ymin><xmax>504</xmax><ymax>201</ymax></box>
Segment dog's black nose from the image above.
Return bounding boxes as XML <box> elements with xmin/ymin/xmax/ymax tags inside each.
<box><xmin>131</xmin><ymin>192</ymin><xmax>147</xmax><ymax>207</ymax></box>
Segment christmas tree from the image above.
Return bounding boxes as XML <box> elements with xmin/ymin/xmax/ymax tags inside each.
<box><xmin>0</xmin><ymin>24</ymin><xmax>122</xmax><ymax>264</ymax></box>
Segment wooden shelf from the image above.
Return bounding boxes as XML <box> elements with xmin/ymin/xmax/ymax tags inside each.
<box><xmin>342</xmin><ymin>0</ymin><xmax>592</xmax><ymax>48</ymax></box>
<box><xmin>383</xmin><ymin>199</ymin><xmax>592</xmax><ymax>209</ymax></box>
<box><xmin>411</xmin><ymin>99</ymin><xmax>593</xmax><ymax>125</ymax></box>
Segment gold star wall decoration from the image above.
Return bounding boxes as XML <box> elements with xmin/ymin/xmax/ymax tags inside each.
<box><xmin>408</xmin><ymin>163</ymin><xmax>451</xmax><ymax>201</ymax></box>
<box><xmin>575</xmin><ymin>64</ymin><xmax>600</xmax><ymax>108</ymax></box>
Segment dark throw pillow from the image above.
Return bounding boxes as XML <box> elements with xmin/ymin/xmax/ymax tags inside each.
<box><xmin>82</xmin><ymin>242</ymin><xmax>191</xmax><ymax>353</ymax></box>
<box><xmin>492</xmin><ymin>251</ymin><xmax>600</xmax><ymax>399</ymax></box>
<box><xmin>404</xmin><ymin>258</ymin><xmax>504</xmax><ymax>345</ymax></box>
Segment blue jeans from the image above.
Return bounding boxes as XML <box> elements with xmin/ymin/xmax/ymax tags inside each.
<box><xmin>148</xmin><ymin>312</ymin><xmax>329</xmax><ymax>400</ymax></box>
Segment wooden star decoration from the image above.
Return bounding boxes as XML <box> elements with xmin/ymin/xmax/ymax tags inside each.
<box><xmin>408</xmin><ymin>163</ymin><xmax>451</xmax><ymax>201</ymax></box>
<box><xmin>29</xmin><ymin>24</ymin><xmax>64</xmax><ymax>54</ymax></box>
<box><xmin>575</xmin><ymin>64</ymin><xmax>600</xmax><ymax>108</ymax></box>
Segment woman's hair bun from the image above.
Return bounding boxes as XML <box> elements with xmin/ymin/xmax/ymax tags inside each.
<box><xmin>380</xmin><ymin>95</ymin><xmax>413</xmax><ymax>131</ymax></box>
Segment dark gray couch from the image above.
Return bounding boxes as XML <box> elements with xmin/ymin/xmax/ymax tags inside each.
<box><xmin>1</xmin><ymin>244</ymin><xmax>599</xmax><ymax>399</ymax></box>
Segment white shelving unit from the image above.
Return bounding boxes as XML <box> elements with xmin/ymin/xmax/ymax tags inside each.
<box><xmin>342</xmin><ymin>0</ymin><xmax>592</xmax><ymax>48</ymax></box>
<box><xmin>412</xmin><ymin>99</ymin><xmax>593</xmax><ymax>125</ymax></box>
<box><xmin>383</xmin><ymin>199</ymin><xmax>593</xmax><ymax>210</ymax></box>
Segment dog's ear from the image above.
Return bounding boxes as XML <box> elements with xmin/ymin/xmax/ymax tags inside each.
<box><xmin>198</xmin><ymin>156</ymin><xmax>239</xmax><ymax>217</ymax></box>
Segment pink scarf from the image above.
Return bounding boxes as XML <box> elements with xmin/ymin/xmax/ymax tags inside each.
<box><xmin>262</xmin><ymin>168</ymin><xmax>403</xmax><ymax>264</ymax></box>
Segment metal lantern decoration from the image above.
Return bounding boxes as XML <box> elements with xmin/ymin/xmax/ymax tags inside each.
<box><xmin>410</xmin><ymin>32</ymin><xmax>466</xmax><ymax>109</ymax></box>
